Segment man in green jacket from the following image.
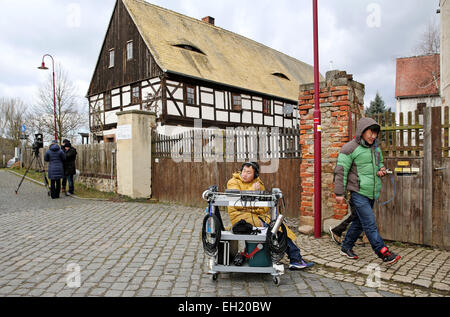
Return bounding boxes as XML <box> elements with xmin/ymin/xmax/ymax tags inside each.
<box><xmin>334</xmin><ymin>118</ymin><xmax>401</xmax><ymax>265</ymax></box>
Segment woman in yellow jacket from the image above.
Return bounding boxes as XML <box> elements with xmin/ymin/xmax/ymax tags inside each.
<box><xmin>227</xmin><ymin>162</ymin><xmax>314</xmax><ymax>270</ymax></box>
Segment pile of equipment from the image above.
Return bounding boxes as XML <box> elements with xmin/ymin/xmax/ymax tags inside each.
<box><xmin>201</xmin><ymin>186</ymin><xmax>288</xmax><ymax>286</ymax></box>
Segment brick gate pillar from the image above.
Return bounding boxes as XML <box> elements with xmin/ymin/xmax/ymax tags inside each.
<box><xmin>116</xmin><ymin>110</ymin><xmax>156</xmax><ymax>199</ymax></box>
<box><xmin>298</xmin><ymin>70</ymin><xmax>365</xmax><ymax>234</ymax></box>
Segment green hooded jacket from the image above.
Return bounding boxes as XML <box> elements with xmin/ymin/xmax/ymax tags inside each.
<box><xmin>334</xmin><ymin>118</ymin><xmax>384</xmax><ymax>200</ymax></box>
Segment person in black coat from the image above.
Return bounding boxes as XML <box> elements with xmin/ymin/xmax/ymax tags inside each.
<box><xmin>44</xmin><ymin>140</ymin><xmax>66</xmax><ymax>199</ymax></box>
<box><xmin>62</xmin><ymin>139</ymin><xmax>77</xmax><ymax>195</ymax></box>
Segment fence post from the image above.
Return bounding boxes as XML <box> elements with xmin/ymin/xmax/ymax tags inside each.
<box><xmin>431</xmin><ymin>107</ymin><xmax>443</xmax><ymax>247</ymax></box>
<box><xmin>423</xmin><ymin>107</ymin><xmax>442</xmax><ymax>246</ymax></box>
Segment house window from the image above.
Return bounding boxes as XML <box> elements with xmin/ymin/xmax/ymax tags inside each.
<box><xmin>109</xmin><ymin>49</ymin><xmax>115</xmax><ymax>68</ymax></box>
<box><xmin>263</xmin><ymin>99</ymin><xmax>271</xmax><ymax>115</ymax></box>
<box><xmin>104</xmin><ymin>91</ymin><xmax>112</xmax><ymax>110</ymax></box>
<box><xmin>131</xmin><ymin>84</ymin><xmax>141</xmax><ymax>104</ymax></box>
<box><xmin>127</xmin><ymin>41</ymin><xmax>133</xmax><ymax>61</ymax></box>
<box><xmin>417</xmin><ymin>103</ymin><xmax>426</xmax><ymax>115</ymax></box>
<box><xmin>185</xmin><ymin>85</ymin><xmax>196</xmax><ymax>105</ymax></box>
<box><xmin>232</xmin><ymin>93</ymin><xmax>242</xmax><ymax>111</ymax></box>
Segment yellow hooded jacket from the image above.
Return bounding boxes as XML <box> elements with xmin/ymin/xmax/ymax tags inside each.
<box><xmin>226</xmin><ymin>172</ymin><xmax>296</xmax><ymax>241</ymax></box>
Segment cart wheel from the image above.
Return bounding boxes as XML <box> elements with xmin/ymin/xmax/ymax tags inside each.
<box><xmin>273</xmin><ymin>276</ymin><xmax>281</xmax><ymax>286</ymax></box>
<box><xmin>212</xmin><ymin>273</ymin><xmax>219</xmax><ymax>281</ymax></box>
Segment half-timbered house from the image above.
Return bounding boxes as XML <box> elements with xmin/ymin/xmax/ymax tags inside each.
<box><xmin>87</xmin><ymin>0</ymin><xmax>319</xmax><ymax>142</ymax></box>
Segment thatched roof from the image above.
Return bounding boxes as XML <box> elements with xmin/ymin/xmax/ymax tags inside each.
<box><xmin>123</xmin><ymin>0</ymin><xmax>320</xmax><ymax>101</ymax></box>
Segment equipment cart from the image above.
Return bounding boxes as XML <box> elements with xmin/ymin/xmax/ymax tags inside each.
<box><xmin>201</xmin><ymin>187</ymin><xmax>287</xmax><ymax>286</ymax></box>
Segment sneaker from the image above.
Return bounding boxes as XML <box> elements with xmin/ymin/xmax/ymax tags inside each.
<box><xmin>289</xmin><ymin>260</ymin><xmax>314</xmax><ymax>270</ymax></box>
<box><xmin>379</xmin><ymin>247</ymin><xmax>401</xmax><ymax>265</ymax></box>
<box><xmin>340</xmin><ymin>249</ymin><xmax>359</xmax><ymax>260</ymax></box>
<box><xmin>329</xmin><ymin>226</ymin><xmax>342</xmax><ymax>245</ymax></box>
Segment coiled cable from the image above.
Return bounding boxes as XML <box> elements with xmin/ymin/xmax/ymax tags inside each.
<box><xmin>202</xmin><ymin>213</ymin><xmax>222</xmax><ymax>257</ymax></box>
<box><xmin>266</xmin><ymin>220</ymin><xmax>288</xmax><ymax>263</ymax></box>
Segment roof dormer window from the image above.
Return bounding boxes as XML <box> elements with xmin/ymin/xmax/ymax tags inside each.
<box><xmin>173</xmin><ymin>44</ymin><xmax>205</xmax><ymax>55</ymax></box>
<box><xmin>272</xmin><ymin>72</ymin><xmax>290</xmax><ymax>80</ymax></box>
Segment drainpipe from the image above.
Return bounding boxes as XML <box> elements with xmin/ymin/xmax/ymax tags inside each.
<box><xmin>313</xmin><ymin>0</ymin><xmax>322</xmax><ymax>238</ymax></box>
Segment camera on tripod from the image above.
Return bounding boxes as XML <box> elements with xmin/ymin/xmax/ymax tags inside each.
<box><xmin>15</xmin><ymin>132</ymin><xmax>50</xmax><ymax>195</ymax></box>
<box><xmin>32</xmin><ymin>133</ymin><xmax>44</xmax><ymax>155</ymax></box>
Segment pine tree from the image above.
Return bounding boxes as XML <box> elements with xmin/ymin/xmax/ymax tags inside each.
<box><xmin>366</xmin><ymin>92</ymin><xmax>392</xmax><ymax>143</ymax></box>
<box><xmin>366</xmin><ymin>92</ymin><xmax>388</xmax><ymax>117</ymax></box>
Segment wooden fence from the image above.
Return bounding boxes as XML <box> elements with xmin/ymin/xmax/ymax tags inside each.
<box><xmin>75</xmin><ymin>143</ymin><xmax>117</xmax><ymax>179</ymax></box>
<box><xmin>151</xmin><ymin>127</ymin><xmax>302</xmax><ymax>218</ymax></box>
<box><xmin>152</xmin><ymin>127</ymin><xmax>301</xmax><ymax>161</ymax></box>
<box><xmin>370</xmin><ymin>106</ymin><xmax>450</xmax><ymax>158</ymax></box>
<box><xmin>23</xmin><ymin>143</ymin><xmax>117</xmax><ymax>180</ymax></box>
<box><xmin>151</xmin><ymin>159</ymin><xmax>301</xmax><ymax>218</ymax></box>
<box><xmin>371</xmin><ymin>106</ymin><xmax>449</xmax><ymax>250</ymax></box>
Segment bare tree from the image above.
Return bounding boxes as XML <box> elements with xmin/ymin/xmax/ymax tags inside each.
<box><xmin>30</xmin><ymin>64</ymin><xmax>87</xmax><ymax>143</ymax></box>
<box><xmin>415</xmin><ymin>20</ymin><xmax>441</xmax><ymax>55</ymax></box>
<box><xmin>0</xmin><ymin>97</ymin><xmax>28</xmax><ymax>145</ymax></box>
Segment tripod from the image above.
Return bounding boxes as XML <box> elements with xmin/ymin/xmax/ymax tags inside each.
<box><xmin>15</xmin><ymin>150</ymin><xmax>50</xmax><ymax>196</ymax></box>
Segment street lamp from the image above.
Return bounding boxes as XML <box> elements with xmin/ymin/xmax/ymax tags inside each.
<box><xmin>312</xmin><ymin>0</ymin><xmax>322</xmax><ymax>238</ymax></box>
<box><xmin>38</xmin><ymin>54</ymin><xmax>58</xmax><ymax>141</ymax></box>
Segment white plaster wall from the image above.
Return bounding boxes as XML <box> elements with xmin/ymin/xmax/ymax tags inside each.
<box><xmin>396</xmin><ymin>96</ymin><xmax>442</xmax><ymax>123</ymax></box>
<box><xmin>253</xmin><ymin>101</ymin><xmax>262</xmax><ymax>112</ymax></box>
<box><xmin>215</xmin><ymin>91</ymin><xmax>225</xmax><ymax>109</ymax></box>
<box><xmin>253</xmin><ymin>113</ymin><xmax>263</xmax><ymax>125</ymax></box>
<box><xmin>202</xmin><ymin>106</ymin><xmax>215</xmax><ymax>120</ymax></box>
<box><xmin>201</xmin><ymin>92</ymin><xmax>214</xmax><ymax>105</ymax></box>
<box><xmin>216</xmin><ymin>110</ymin><xmax>228</xmax><ymax>121</ymax></box>
<box><xmin>242</xmin><ymin>99</ymin><xmax>252</xmax><ymax>110</ymax></box>
<box><xmin>105</xmin><ymin>110</ymin><xmax>119</xmax><ymax>125</ymax></box>
<box><xmin>112</xmin><ymin>95</ymin><xmax>121</xmax><ymax>108</ymax></box>
<box><xmin>167</xmin><ymin>101</ymin><xmax>182</xmax><ymax>116</ymax></box>
<box><xmin>230</xmin><ymin>112</ymin><xmax>241</xmax><ymax>123</ymax></box>
<box><xmin>242</xmin><ymin>111</ymin><xmax>252</xmax><ymax>124</ymax></box>
<box><xmin>275</xmin><ymin>116</ymin><xmax>283</xmax><ymax>127</ymax></box>
<box><xmin>186</xmin><ymin>106</ymin><xmax>200</xmax><ymax>118</ymax></box>
<box><xmin>122</xmin><ymin>92</ymin><xmax>131</xmax><ymax>106</ymax></box>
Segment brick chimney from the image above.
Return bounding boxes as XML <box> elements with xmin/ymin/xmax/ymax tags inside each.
<box><xmin>201</xmin><ymin>16</ymin><xmax>215</xmax><ymax>25</ymax></box>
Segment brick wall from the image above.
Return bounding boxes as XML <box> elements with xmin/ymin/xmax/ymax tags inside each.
<box><xmin>298</xmin><ymin>70</ymin><xmax>365</xmax><ymax>232</ymax></box>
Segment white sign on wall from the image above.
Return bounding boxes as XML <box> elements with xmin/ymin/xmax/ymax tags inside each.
<box><xmin>117</xmin><ymin>124</ymin><xmax>132</xmax><ymax>140</ymax></box>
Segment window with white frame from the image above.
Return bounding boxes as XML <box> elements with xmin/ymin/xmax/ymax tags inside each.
<box><xmin>127</xmin><ymin>41</ymin><xmax>133</xmax><ymax>61</ymax></box>
<box><xmin>109</xmin><ymin>49</ymin><xmax>115</xmax><ymax>68</ymax></box>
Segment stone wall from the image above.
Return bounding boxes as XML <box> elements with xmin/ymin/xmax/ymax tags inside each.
<box><xmin>77</xmin><ymin>175</ymin><xmax>117</xmax><ymax>193</ymax></box>
<box><xmin>298</xmin><ymin>70</ymin><xmax>365</xmax><ymax>233</ymax></box>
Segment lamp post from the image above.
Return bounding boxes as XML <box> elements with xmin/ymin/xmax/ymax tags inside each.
<box><xmin>312</xmin><ymin>0</ymin><xmax>322</xmax><ymax>238</ymax></box>
<box><xmin>38</xmin><ymin>54</ymin><xmax>58</xmax><ymax>141</ymax></box>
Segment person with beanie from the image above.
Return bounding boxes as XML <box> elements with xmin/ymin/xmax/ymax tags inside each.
<box><xmin>62</xmin><ymin>139</ymin><xmax>77</xmax><ymax>195</ymax></box>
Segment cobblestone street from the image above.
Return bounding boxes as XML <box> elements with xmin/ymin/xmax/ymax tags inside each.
<box><xmin>0</xmin><ymin>170</ymin><xmax>448</xmax><ymax>297</ymax></box>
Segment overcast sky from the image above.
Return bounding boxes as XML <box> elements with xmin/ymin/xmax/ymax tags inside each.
<box><xmin>0</xmin><ymin>0</ymin><xmax>441</xmax><ymax>116</ymax></box>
